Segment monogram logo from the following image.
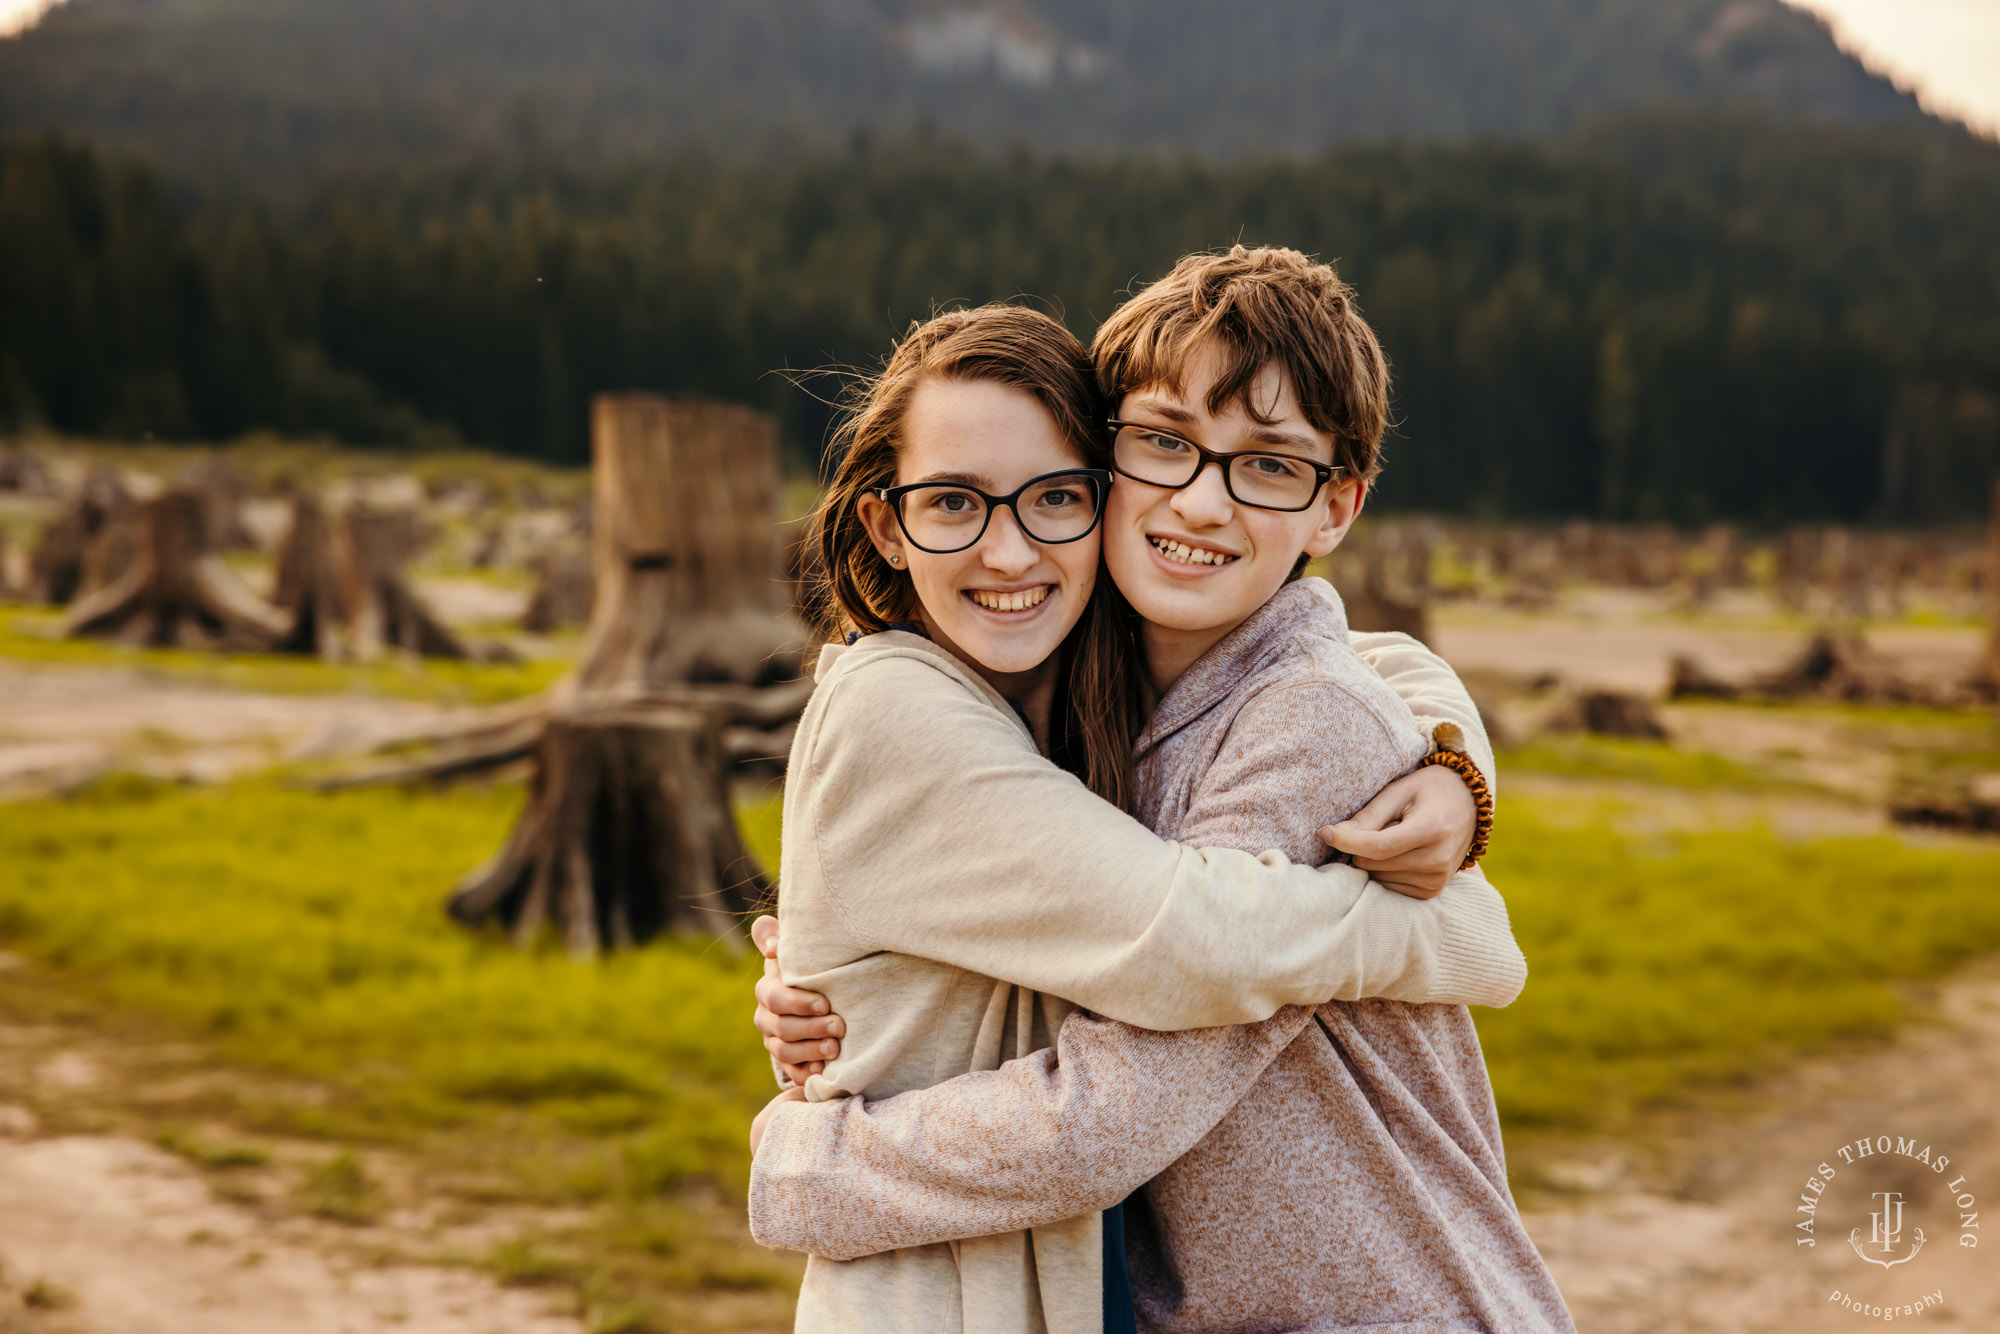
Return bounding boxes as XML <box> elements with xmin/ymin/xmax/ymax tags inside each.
<box><xmin>1849</xmin><ymin>1190</ymin><xmax>1926</xmax><ymax>1269</ymax></box>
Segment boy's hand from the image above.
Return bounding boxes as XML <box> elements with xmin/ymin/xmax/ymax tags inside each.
<box><xmin>751</xmin><ymin>1086</ymin><xmax>807</xmax><ymax>1155</ymax></box>
<box><xmin>750</xmin><ymin>915</ymin><xmax>844</xmax><ymax>1085</ymax></box>
<box><xmin>1319</xmin><ymin>763</ymin><xmax>1479</xmax><ymax>900</ymax></box>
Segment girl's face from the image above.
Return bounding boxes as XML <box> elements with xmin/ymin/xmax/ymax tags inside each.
<box><xmin>856</xmin><ymin>377</ymin><xmax>1100</xmax><ymax>691</ymax></box>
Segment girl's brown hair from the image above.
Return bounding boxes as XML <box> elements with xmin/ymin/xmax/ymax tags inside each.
<box><xmin>806</xmin><ymin>304</ymin><xmax>1142</xmax><ymax>809</ymax></box>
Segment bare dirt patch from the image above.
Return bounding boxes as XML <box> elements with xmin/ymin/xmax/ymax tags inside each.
<box><xmin>1523</xmin><ymin>967</ymin><xmax>2000</xmax><ymax>1332</ymax></box>
<box><xmin>0</xmin><ymin>1136</ymin><xmax>581</xmax><ymax>1334</ymax></box>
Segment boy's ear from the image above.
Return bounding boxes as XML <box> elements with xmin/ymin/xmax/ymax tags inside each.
<box><xmin>1303</xmin><ymin>478</ymin><xmax>1366</xmax><ymax>560</ymax></box>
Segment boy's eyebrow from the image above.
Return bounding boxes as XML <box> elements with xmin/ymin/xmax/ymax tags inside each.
<box><xmin>1126</xmin><ymin>404</ymin><xmax>1328</xmax><ymax>458</ymax></box>
<box><xmin>1245</xmin><ymin>426</ymin><xmax>1323</xmax><ymax>454</ymax></box>
<box><xmin>1123</xmin><ymin>400</ymin><xmax>1198</xmax><ymax>427</ymax></box>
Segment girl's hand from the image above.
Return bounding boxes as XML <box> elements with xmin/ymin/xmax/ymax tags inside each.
<box><xmin>1319</xmin><ymin>762</ymin><xmax>1479</xmax><ymax>900</ymax></box>
<box><xmin>751</xmin><ymin>1086</ymin><xmax>807</xmax><ymax>1155</ymax></box>
<box><xmin>750</xmin><ymin>915</ymin><xmax>845</xmax><ymax>1085</ymax></box>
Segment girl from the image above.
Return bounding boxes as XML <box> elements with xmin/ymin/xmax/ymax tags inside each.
<box><xmin>757</xmin><ymin>302</ymin><xmax>1520</xmax><ymax>1334</ymax></box>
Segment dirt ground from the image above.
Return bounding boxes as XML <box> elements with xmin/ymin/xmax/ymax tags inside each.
<box><xmin>0</xmin><ymin>588</ymin><xmax>1990</xmax><ymax>1332</ymax></box>
<box><xmin>0</xmin><ymin>1136</ymin><xmax>580</xmax><ymax>1334</ymax></box>
<box><xmin>0</xmin><ymin>959</ymin><xmax>1991</xmax><ymax>1333</ymax></box>
<box><xmin>0</xmin><ymin>962</ymin><xmax>585</xmax><ymax>1334</ymax></box>
<box><xmin>1523</xmin><ymin>964</ymin><xmax>2000</xmax><ymax>1332</ymax></box>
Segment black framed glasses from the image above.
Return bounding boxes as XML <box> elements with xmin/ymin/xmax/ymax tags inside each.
<box><xmin>1108</xmin><ymin>419</ymin><xmax>1341</xmax><ymax>512</ymax></box>
<box><xmin>877</xmin><ymin>468</ymin><xmax>1112</xmax><ymax>554</ymax></box>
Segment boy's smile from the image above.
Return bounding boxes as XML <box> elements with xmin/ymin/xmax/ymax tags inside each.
<box><xmin>1104</xmin><ymin>342</ymin><xmax>1364</xmax><ymax>695</ymax></box>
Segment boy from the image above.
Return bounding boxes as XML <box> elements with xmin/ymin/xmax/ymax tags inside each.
<box><xmin>751</xmin><ymin>247</ymin><xmax>1573</xmax><ymax>1332</ymax></box>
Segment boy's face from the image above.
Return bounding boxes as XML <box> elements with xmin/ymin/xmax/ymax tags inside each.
<box><xmin>1103</xmin><ymin>342</ymin><xmax>1363</xmax><ymax>652</ymax></box>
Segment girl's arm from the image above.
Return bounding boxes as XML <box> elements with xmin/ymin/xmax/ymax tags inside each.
<box><xmin>1348</xmin><ymin>624</ymin><xmax>1497</xmax><ymax>794</ymax></box>
<box><xmin>790</xmin><ymin>649</ymin><xmax>1524</xmax><ymax>1036</ymax></box>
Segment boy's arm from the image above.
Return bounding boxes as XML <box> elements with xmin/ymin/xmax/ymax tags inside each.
<box><xmin>1349</xmin><ymin>627</ymin><xmax>1498</xmax><ymax>797</ymax></box>
<box><xmin>750</xmin><ymin>1006</ymin><xmax>1316</xmax><ymax>1258</ymax></box>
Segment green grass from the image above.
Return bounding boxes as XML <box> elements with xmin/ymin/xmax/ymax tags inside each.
<box><xmin>1475</xmin><ymin>796</ymin><xmax>2000</xmax><ymax>1131</ymax></box>
<box><xmin>0</xmin><ymin>774</ymin><xmax>793</xmax><ymax>1323</ymax></box>
<box><xmin>2</xmin><ymin>612</ymin><xmax>571</xmax><ymax>705</ymax></box>
<box><xmin>1501</xmin><ymin>734</ymin><xmax>1829</xmax><ymax>794</ymax></box>
<box><xmin>0</xmin><ymin>777</ymin><xmax>784</xmax><ymax>1181</ymax></box>
<box><xmin>6</xmin><ymin>768</ymin><xmax>2000</xmax><ymax>1316</ymax></box>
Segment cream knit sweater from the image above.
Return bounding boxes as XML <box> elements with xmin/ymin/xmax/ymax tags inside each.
<box><xmin>768</xmin><ymin>622</ymin><xmax>1522</xmax><ymax>1334</ymax></box>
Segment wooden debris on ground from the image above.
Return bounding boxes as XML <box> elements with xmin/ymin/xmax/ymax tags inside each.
<box><xmin>1890</xmin><ymin>774</ymin><xmax>2000</xmax><ymax>835</ymax></box>
<box><xmin>1670</xmin><ymin>631</ymin><xmax>1946</xmax><ymax>706</ymax></box>
<box><xmin>1542</xmin><ymin>689</ymin><xmax>1670</xmax><ymax>741</ymax></box>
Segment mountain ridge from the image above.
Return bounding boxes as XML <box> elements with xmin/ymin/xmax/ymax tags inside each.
<box><xmin>0</xmin><ymin>0</ymin><xmax>1930</xmax><ymax>189</ymax></box>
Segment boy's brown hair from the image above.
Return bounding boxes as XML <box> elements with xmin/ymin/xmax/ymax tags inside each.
<box><xmin>1091</xmin><ymin>245</ymin><xmax>1391</xmax><ymax>484</ymax></box>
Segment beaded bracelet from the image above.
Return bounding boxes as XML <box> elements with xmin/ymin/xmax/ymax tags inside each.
<box><xmin>1418</xmin><ymin>748</ymin><xmax>1493</xmax><ymax>870</ymax></box>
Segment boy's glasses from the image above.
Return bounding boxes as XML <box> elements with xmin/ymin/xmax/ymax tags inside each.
<box><xmin>877</xmin><ymin>468</ymin><xmax>1112</xmax><ymax>554</ymax></box>
<box><xmin>1108</xmin><ymin>420</ymin><xmax>1341</xmax><ymax>512</ymax></box>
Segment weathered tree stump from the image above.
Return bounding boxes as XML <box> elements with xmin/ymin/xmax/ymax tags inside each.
<box><xmin>27</xmin><ymin>468</ymin><xmax>131</xmax><ymax>605</ymax></box>
<box><xmin>440</xmin><ymin>394</ymin><xmax>807</xmax><ymax>954</ymax></box>
<box><xmin>338</xmin><ymin>507</ymin><xmax>470</xmax><ymax>660</ymax></box>
<box><xmin>577</xmin><ymin>395</ymin><xmax>803</xmax><ymax>690</ymax></box>
<box><xmin>520</xmin><ymin>544</ymin><xmax>594</xmax><ymax>633</ymax></box>
<box><xmin>62</xmin><ymin>488</ymin><xmax>288</xmax><ymax>649</ymax></box>
<box><xmin>1972</xmin><ymin>478</ymin><xmax>2000</xmax><ymax>699</ymax></box>
<box><xmin>272</xmin><ymin>493</ymin><xmax>348</xmax><ymax>659</ymax></box>
<box><xmin>448</xmin><ymin>700</ymin><xmax>765</xmax><ymax>953</ymax></box>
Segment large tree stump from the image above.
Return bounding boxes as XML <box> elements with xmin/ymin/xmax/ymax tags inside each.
<box><xmin>578</xmin><ymin>395</ymin><xmax>802</xmax><ymax>690</ymax></box>
<box><xmin>62</xmin><ymin>488</ymin><xmax>289</xmax><ymax>649</ymax></box>
<box><xmin>338</xmin><ymin>507</ymin><xmax>470</xmax><ymax>660</ymax></box>
<box><xmin>441</xmin><ymin>394</ymin><xmax>807</xmax><ymax>954</ymax></box>
<box><xmin>448</xmin><ymin>700</ymin><xmax>765</xmax><ymax>954</ymax></box>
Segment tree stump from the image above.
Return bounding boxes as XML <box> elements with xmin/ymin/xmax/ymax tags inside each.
<box><xmin>338</xmin><ymin>507</ymin><xmax>470</xmax><ymax>660</ymax></box>
<box><xmin>442</xmin><ymin>394</ymin><xmax>808</xmax><ymax>954</ymax></box>
<box><xmin>62</xmin><ymin>488</ymin><xmax>289</xmax><ymax>649</ymax></box>
<box><xmin>1974</xmin><ymin>478</ymin><xmax>2000</xmax><ymax>698</ymax></box>
<box><xmin>520</xmin><ymin>544</ymin><xmax>594</xmax><ymax>633</ymax></box>
<box><xmin>27</xmin><ymin>468</ymin><xmax>131</xmax><ymax>605</ymax></box>
<box><xmin>448</xmin><ymin>700</ymin><xmax>765</xmax><ymax>954</ymax></box>
<box><xmin>272</xmin><ymin>493</ymin><xmax>347</xmax><ymax>659</ymax></box>
<box><xmin>578</xmin><ymin>395</ymin><xmax>802</xmax><ymax>691</ymax></box>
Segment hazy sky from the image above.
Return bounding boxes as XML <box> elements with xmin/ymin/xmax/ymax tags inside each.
<box><xmin>0</xmin><ymin>0</ymin><xmax>1994</xmax><ymax>139</ymax></box>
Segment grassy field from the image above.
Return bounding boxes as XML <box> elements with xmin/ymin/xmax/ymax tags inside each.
<box><xmin>5</xmin><ymin>725</ymin><xmax>2000</xmax><ymax>1323</ymax></box>
<box><xmin>0</xmin><ymin>776</ymin><xmax>793</xmax><ymax>1330</ymax></box>
<box><xmin>2</xmin><ymin>611</ymin><xmax>571</xmax><ymax>705</ymax></box>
